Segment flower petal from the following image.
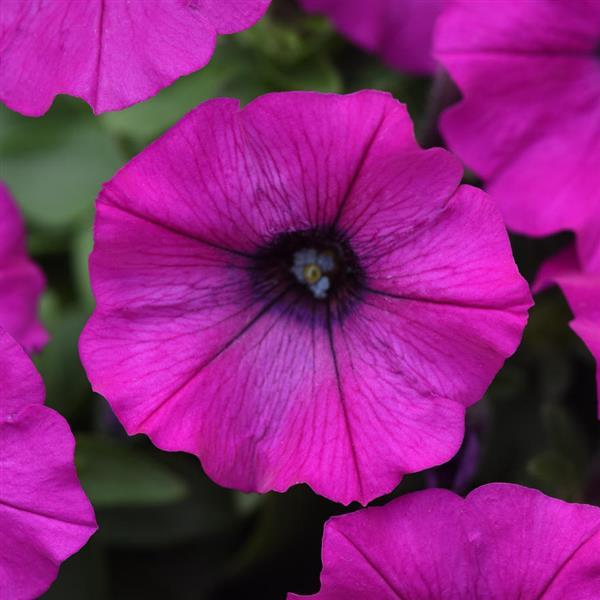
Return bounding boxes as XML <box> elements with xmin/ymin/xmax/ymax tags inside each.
<box><xmin>465</xmin><ymin>483</ymin><xmax>600</xmax><ymax>599</ymax></box>
<box><xmin>436</xmin><ymin>0</ymin><xmax>600</xmax><ymax>246</ymax></box>
<box><xmin>240</xmin><ymin>91</ymin><xmax>419</xmax><ymax>233</ymax></box>
<box><xmin>0</xmin><ymin>0</ymin><xmax>270</xmax><ymax>115</ymax></box>
<box><xmin>300</xmin><ymin>0</ymin><xmax>448</xmax><ymax>75</ymax></box>
<box><xmin>0</xmin><ymin>183</ymin><xmax>47</xmax><ymax>352</ymax></box>
<box><xmin>102</xmin><ymin>93</ymin><xmax>405</xmax><ymax>250</ymax></box>
<box><xmin>290</xmin><ymin>483</ymin><xmax>600</xmax><ymax>599</ymax></box>
<box><xmin>356</xmin><ymin>185</ymin><xmax>531</xmax><ymax>404</ymax></box>
<box><xmin>292</xmin><ymin>488</ymin><xmax>472</xmax><ymax>599</ymax></box>
<box><xmin>327</xmin><ymin>305</ymin><xmax>467</xmax><ymax>503</ymax></box>
<box><xmin>0</xmin><ymin>328</ymin><xmax>44</xmax><ymax>420</ymax></box>
<box><xmin>0</xmin><ymin>404</ymin><xmax>97</xmax><ymax>600</ymax></box>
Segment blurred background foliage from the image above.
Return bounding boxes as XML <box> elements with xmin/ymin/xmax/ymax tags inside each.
<box><xmin>0</xmin><ymin>2</ymin><xmax>598</xmax><ymax>598</ymax></box>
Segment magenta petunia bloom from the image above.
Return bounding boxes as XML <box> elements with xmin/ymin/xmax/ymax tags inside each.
<box><xmin>0</xmin><ymin>328</ymin><xmax>97</xmax><ymax>600</ymax></box>
<box><xmin>0</xmin><ymin>182</ymin><xmax>47</xmax><ymax>352</ymax></box>
<box><xmin>289</xmin><ymin>482</ymin><xmax>600</xmax><ymax>599</ymax></box>
<box><xmin>435</xmin><ymin>0</ymin><xmax>600</xmax><ymax>269</ymax></box>
<box><xmin>80</xmin><ymin>91</ymin><xmax>531</xmax><ymax>505</ymax></box>
<box><xmin>300</xmin><ymin>0</ymin><xmax>447</xmax><ymax>75</ymax></box>
<box><xmin>0</xmin><ymin>0</ymin><xmax>271</xmax><ymax>116</ymax></box>
<box><xmin>535</xmin><ymin>245</ymin><xmax>600</xmax><ymax>417</ymax></box>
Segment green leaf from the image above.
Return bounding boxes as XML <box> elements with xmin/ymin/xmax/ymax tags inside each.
<box><xmin>261</xmin><ymin>55</ymin><xmax>341</xmax><ymax>93</ymax></box>
<box><xmin>41</xmin><ymin>538</ymin><xmax>109</xmax><ymax>600</ymax></box>
<box><xmin>34</xmin><ymin>298</ymin><xmax>91</xmax><ymax>419</ymax></box>
<box><xmin>541</xmin><ymin>401</ymin><xmax>588</xmax><ymax>466</ymax></box>
<box><xmin>236</xmin><ymin>14</ymin><xmax>336</xmax><ymax>66</ymax></box>
<box><xmin>0</xmin><ymin>101</ymin><xmax>123</xmax><ymax>230</ymax></box>
<box><xmin>225</xmin><ymin>486</ymin><xmax>338</xmax><ymax>588</ymax></box>
<box><xmin>234</xmin><ymin>492</ymin><xmax>265</xmax><ymax>516</ymax></box>
<box><xmin>527</xmin><ymin>450</ymin><xmax>583</xmax><ymax>502</ymax></box>
<box><xmin>75</xmin><ymin>435</ymin><xmax>188</xmax><ymax>508</ymax></box>
<box><xmin>71</xmin><ymin>225</ymin><xmax>95</xmax><ymax>308</ymax></box>
<box><xmin>94</xmin><ymin>452</ymin><xmax>237</xmax><ymax>546</ymax></box>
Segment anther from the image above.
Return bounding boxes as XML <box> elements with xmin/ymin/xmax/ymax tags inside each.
<box><xmin>303</xmin><ymin>264</ymin><xmax>322</xmax><ymax>285</ymax></box>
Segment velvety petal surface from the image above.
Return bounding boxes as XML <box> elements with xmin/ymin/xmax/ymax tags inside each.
<box><xmin>324</xmin><ymin>183</ymin><xmax>530</xmax><ymax>501</ymax></box>
<box><xmin>466</xmin><ymin>484</ymin><xmax>600</xmax><ymax>599</ymax></box>
<box><xmin>345</xmin><ymin>184</ymin><xmax>531</xmax><ymax>405</ymax></box>
<box><xmin>0</xmin><ymin>406</ymin><xmax>97</xmax><ymax>600</ymax></box>
<box><xmin>289</xmin><ymin>488</ymin><xmax>474</xmax><ymax>600</ymax></box>
<box><xmin>0</xmin><ymin>329</ymin><xmax>97</xmax><ymax>600</ymax></box>
<box><xmin>436</xmin><ymin>0</ymin><xmax>600</xmax><ymax>250</ymax></box>
<box><xmin>0</xmin><ymin>0</ymin><xmax>271</xmax><ymax>116</ymax></box>
<box><xmin>0</xmin><ymin>328</ymin><xmax>44</xmax><ymax>420</ymax></box>
<box><xmin>290</xmin><ymin>483</ymin><xmax>600</xmax><ymax>599</ymax></box>
<box><xmin>0</xmin><ymin>182</ymin><xmax>47</xmax><ymax>352</ymax></box>
<box><xmin>580</xmin><ymin>222</ymin><xmax>600</xmax><ymax>274</ymax></box>
<box><xmin>81</xmin><ymin>91</ymin><xmax>529</xmax><ymax>504</ymax></box>
<box><xmin>301</xmin><ymin>0</ymin><xmax>447</xmax><ymax>74</ymax></box>
<box><xmin>535</xmin><ymin>246</ymin><xmax>600</xmax><ymax>416</ymax></box>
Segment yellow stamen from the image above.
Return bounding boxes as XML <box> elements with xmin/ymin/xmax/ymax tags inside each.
<box><xmin>303</xmin><ymin>263</ymin><xmax>322</xmax><ymax>285</ymax></box>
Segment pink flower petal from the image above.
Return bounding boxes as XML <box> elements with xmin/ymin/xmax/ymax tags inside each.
<box><xmin>0</xmin><ymin>329</ymin><xmax>97</xmax><ymax>599</ymax></box>
<box><xmin>98</xmin><ymin>93</ymin><xmax>420</xmax><ymax>252</ymax></box>
<box><xmin>81</xmin><ymin>91</ymin><xmax>530</xmax><ymax>504</ymax></box>
<box><xmin>0</xmin><ymin>182</ymin><xmax>47</xmax><ymax>352</ymax></box>
<box><xmin>356</xmin><ymin>184</ymin><xmax>531</xmax><ymax>398</ymax></box>
<box><xmin>290</xmin><ymin>483</ymin><xmax>600</xmax><ymax>599</ymax></box>
<box><xmin>580</xmin><ymin>223</ymin><xmax>600</xmax><ymax>274</ymax></box>
<box><xmin>0</xmin><ymin>326</ymin><xmax>44</xmax><ymax>420</ymax></box>
<box><xmin>0</xmin><ymin>0</ymin><xmax>271</xmax><ymax>116</ymax></box>
<box><xmin>292</xmin><ymin>488</ymin><xmax>473</xmax><ymax>599</ymax></box>
<box><xmin>466</xmin><ymin>483</ymin><xmax>600</xmax><ymax>599</ymax></box>
<box><xmin>435</xmin><ymin>0</ymin><xmax>600</xmax><ymax>263</ymax></box>
<box><xmin>300</xmin><ymin>0</ymin><xmax>448</xmax><ymax>75</ymax></box>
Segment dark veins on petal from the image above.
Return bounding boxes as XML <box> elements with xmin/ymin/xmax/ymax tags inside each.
<box><xmin>251</xmin><ymin>226</ymin><xmax>365</xmax><ymax>321</ymax></box>
<box><xmin>248</xmin><ymin>226</ymin><xmax>367</xmax><ymax>493</ymax></box>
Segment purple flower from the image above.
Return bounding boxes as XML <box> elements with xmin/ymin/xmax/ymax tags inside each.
<box><xmin>79</xmin><ymin>91</ymin><xmax>531</xmax><ymax>505</ymax></box>
<box><xmin>289</xmin><ymin>483</ymin><xmax>600</xmax><ymax>599</ymax></box>
<box><xmin>535</xmin><ymin>245</ymin><xmax>600</xmax><ymax>417</ymax></box>
<box><xmin>0</xmin><ymin>328</ymin><xmax>97</xmax><ymax>600</ymax></box>
<box><xmin>0</xmin><ymin>182</ymin><xmax>47</xmax><ymax>352</ymax></box>
<box><xmin>435</xmin><ymin>0</ymin><xmax>600</xmax><ymax>270</ymax></box>
<box><xmin>300</xmin><ymin>0</ymin><xmax>447</xmax><ymax>75</ymax></box>
<box><xmin>0</xmin><ymin>0</ymin><xmax>271</xmax><ymax>116</ymax></box>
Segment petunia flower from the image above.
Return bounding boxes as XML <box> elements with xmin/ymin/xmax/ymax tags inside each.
<box><xmin>289</xmin><ymin>482</ymin><xmax>600</xmax><ymax>599</ymax></box>
<box><xmin>435</xmin><ymin>0</ymin><xmax>600</xmax><ymax>270</ymax></box>
<box><xmin>0</xmin><ymin>182</ymin><xmax>47</xmax><ymax>352</ymax></box>
<box><xmin>0</xmin><ymin>0</ymin><xmax>271</xmax><ymax>116</ymax></box>
<box><xmin>0</xmin><ymin>328</ymin><xmax>97</xmax><ymax>600</ymax></box>
<box><xmin>535</xmin><ymin>245</ymin><xmax>600</xmax><ymax>417</ymax></box>
<box><xmin>300</xmin><ymin>0</ymin><xmax>448</xmax><ymax>75</ymax></box>
<box><xmin>79</xmin><ymin>91</ymin><xmax>531</xmax><ymax>505</ymax></box>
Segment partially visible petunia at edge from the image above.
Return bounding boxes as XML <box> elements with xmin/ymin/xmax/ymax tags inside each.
<box><xmin>0</xmin><ymin>181</ymin><xmax>47</xmax><ymax>352</ymax></box>
<box><xmin>300</xmin><ymin>0</ymin><xmax>448</xmax><ymax>75</ymax></box>
<box><xmin>0</xmin><ymin>0</ymin><xmax>271</xmax><ymax>116</ymax></box>
<box><xmin>288</xmin><ymin>482</ymin><xmax>600</xmax><ymax>599</ymax></box>
<box><xmin>435</xmin><ymin>0</ymin><xmax>600</xmax><ymax>270</ymax></box>
<box><xmin>0</xmin><ymin>328</ymin><xmax>97</xmax><ymax>600</ymax></box>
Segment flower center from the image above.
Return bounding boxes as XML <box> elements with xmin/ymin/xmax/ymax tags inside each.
<box><xmin>251</xmin><ymin>227</ymin><xmax>364</xmax><ymax>313</ymax></box>
<box><xmin>304</xmin><ymin>264</ymin><xmax>322</xmax><ymax>285</ymax></box>
<box><xmin>291</xmin><ymin>248</ymin><xmax>336</xmax><ymax>299</ymax></box>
